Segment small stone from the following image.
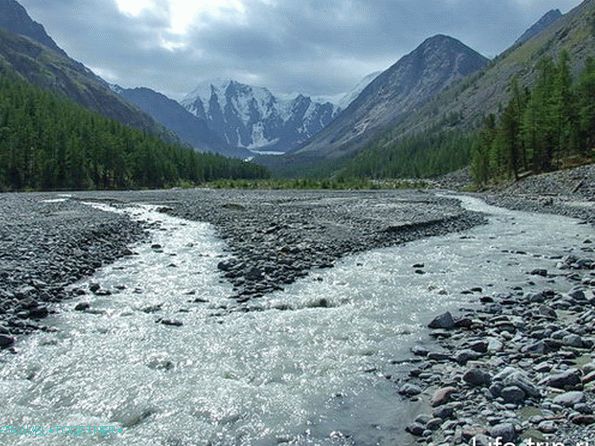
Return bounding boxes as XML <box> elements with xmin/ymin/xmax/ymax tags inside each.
<box><xmin>411</xmin><ymin>345</ymin><xmax>429</xmax><ymax>357</ymax></box>
<box><xmin>432</xmin><ymin>405</ymin><xmax>455</xmax><ymax>420</ymax></box>
<box><xmin>501</xmin><ymin>386</ymin><xmax>526</xmax><ymax>404</ymax></box>
<box><xmin>489</xmin><ymin>423</ymin><xmax>517</xmax><ymax>443</ymax></box>
<box><xmin>399</xmin><ymin>383</ymin><xmax>423</xmax><ymax>397</ymax></box>
<box><xmin>0</xmin><ymin>334</ymin><xmax>15</xmax><ymax>348</ymax></box>
<box><xmin>571</xmin><ymin>414</ymin><xmax>595</xmax><ymax>425</ymax></box>
<box><xmin>553</xmin><ymin>391</ymin><xmax>586</xmax><ymax>407</ymax></box>
<box><xmin>74</xmin><ymin>302</ymin><xmax>90</xmax><ymax>311</ymax></box>
<box><xmin>537</xmin><ymin>420</ymin><xmax>557</xmax><ymax>434</ymax></box>
<box><xmin>463</xmin><ymin>368</ymin><xmax>492</xmax><ymax>387</ymax></box>
<box><xmin>159</xmin><ymin>319</ymin><xmax>183</xmax><ymax>327</ymax></box>
<box><xmin>405</xmin><ymin>422</ymin><xmax>425</xmax><ymax>436</ymax></box>
<box><xmin>431</xmin><ymin>387</ymin><xmax>457</xmax><ymax>407</ymax></box>
<box><xmin>546</xmin><ymin>369</ymin><xmax>582</xmax><ymax>389</ymax></box>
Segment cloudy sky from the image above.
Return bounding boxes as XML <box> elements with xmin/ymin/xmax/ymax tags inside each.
<box><xmin>20</xmin><ymin>0</ymin><xmax>583</xmax><ymax>101</ymax></box>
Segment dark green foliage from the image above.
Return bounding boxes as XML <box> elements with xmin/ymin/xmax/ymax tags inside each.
<box><xmin>338</xmin><ymin>129</ymin><xmax>476</xmax><ymax>180</ymax></box>
<box><xmin>205</xmin><ymin>178</ymin><xmax>429</xmax><ymax>190</ymax></box>
<box><xmin>471</xmin><ymin>53</ymin><xmax>594</xmax><ymax>185</ymax></box>
<box><xmin>0</xmin><ymin>75</ymin><xmax>269</xmax><ymax>191</ymax></box>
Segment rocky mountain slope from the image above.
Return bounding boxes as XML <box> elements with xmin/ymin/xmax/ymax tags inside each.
<box><xmin>0</xmin><ymin>0</ymin><xmax>65</xmax><ymax>56</ymax></box>
<box><xmin>0</xmin><ymin>0</ymin><xmax>172</xmax><ymax>138</ymax></box>
<box><xmin>368</xmin><ymin>0</ymin><xmax>595</xmax><ymax>151</ymax></box>
<box><xmin>514</xmin><ymin>9</ymin><xmax>563</xmax><ymax>46</ymax></box>
<box><xmin>288</xmin><ymin>35</ymin><xmax>489</xmax><ymax>161</ymax></box>
<box><xmin>335</xmin><ymin>71</ymin><xmax>382</xmax><ymax>110</ymax></box>
<box><xmin>114</xmin><ymin>86</ymin><xmax>251</xmax><ymax>158</ymax></box>
<box><xmin>181</xmin><ymin>80</ymin><xmax>339</xmax><ymax>153</ymax></box>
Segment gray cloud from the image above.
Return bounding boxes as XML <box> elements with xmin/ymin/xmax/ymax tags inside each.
<box><xmin>19</xmin><ymin>0</ymin><xmax>583</xmax><ymax>100</ymax></box>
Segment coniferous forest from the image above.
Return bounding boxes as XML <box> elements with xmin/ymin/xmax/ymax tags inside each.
<box><xmin>333</xmin><ymin>54</ymin><xmax>593</xmax><ymax>184</ymax></box>
<box><xmin>0</xmin><ymin>76</ymin><xmax>269</xmax><ymax>191</ymax></box>
<box><xmin>471</xmin><ymin>53</ymin><xmax>594</xmax><ymax>185</ymax></box>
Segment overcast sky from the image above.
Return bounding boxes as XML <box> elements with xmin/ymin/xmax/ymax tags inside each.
<box><xmin>20</xmin><ymin>0</ymin><xmax>583</xmax><ymax>100</ymax></box>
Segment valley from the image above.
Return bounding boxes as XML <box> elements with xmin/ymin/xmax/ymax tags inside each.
<box><xmin>0</xmin><ymin>0</ymin><xmax>593</xmax><ymax>444</ymax></box>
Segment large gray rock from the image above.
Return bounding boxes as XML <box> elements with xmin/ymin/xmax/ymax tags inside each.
<box><xmin>546</xmin><ymin>369</ymin><xmax>582</xmax><ymax>389</ymax></box>
<box><xmin>428</xmin><ymin>311</ymin><xmax>455</xmax><ymax>329</ymax></box>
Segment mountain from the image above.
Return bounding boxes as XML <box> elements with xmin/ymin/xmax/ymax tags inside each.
<box><xmin>336</xmin><ymin>71</ymin><xmax>382</xmax><ymax>110</ymax></box>
<box><xmin>287</xmin><ymin>35</ymin><xmax>489</xmax><ymax>161</ymax></box>
<box><xmin>114</xmin><ymin>86</ymin><xmax>251</xmax><ymax>158</ymax></box>
<box><xmin>181</xmin><ymin>79</ymin><xmax>339</xmax><ymax>153</ymax></box>
<box><xmin>514</xmin><ymin>9</ymin><xmax>563</xmax><ymax>46</ymax></box>
<box><xmin>333</xmin><ymin>0</ymin><xmax>595</xmax><ymax>180</ymax></box>
<box><xmin>0</xmin><ymin>0</ymin><xmax>65</xmax><ymax>56</ymax></box>
<box><xmin>365</xmin><ymin>0</ymin><xmax>595</xmax><ymax>145</ymax></box>
<box><xmin>0</xmin><ymin>0</ymin><xmax>172</xmax><ymax>139</ymax></box>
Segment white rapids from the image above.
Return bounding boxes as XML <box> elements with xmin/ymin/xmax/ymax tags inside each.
<box><xmin>0</xmin><ymin>196</ymin><xmax>592</xmax><ymax>446</ymax></box>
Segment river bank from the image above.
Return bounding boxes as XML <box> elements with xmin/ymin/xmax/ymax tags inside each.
<box><xmin>0</xmin><ymin>189</ymin><xmax>485</xmax><ymax>346</ymax></box>
<box><xmin>399</xmin><ymin>200</ymin><xmax>594</xmax><ymax>445</ymax></box>
<box><xmin>0</xmin><ymin>179</ymin><xmax>592</xmax><ymax>445</ymax></box>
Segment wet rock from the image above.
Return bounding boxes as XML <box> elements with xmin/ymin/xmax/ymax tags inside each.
<box><xmin>489</xmin><ymin>423</ymin><xmax>517</xmax><ymax>443</ymax></box>
<box><xmin>405</xmin><ymin>422</ymin><xmax>425</xmax><ymax>436</ymax></box>
<box><xmin>501</xmin><ymin>386</ymin><xmax>526</xmax><ymax>404</ymax></box>
<box><xmin>428</xmin><ymin>312</ymin><xmax>455</xmax><ymax>330</ymax></box>
<box><xmin>571</xmin><ymin>414</ymin><xmax>595</xmax><ymax>425</ymax></box>
<box><xmin>432</xmin><ymin>405</ymin><xmax>455</xmax><ymax>420</ymax></box>
<box><xmin>158</xmin><ymin>319</ymin><xmax>183</xmax><ymax>327</ymax></box>
<box><xmin>74</xmin><ymin>302</ymin><xmax>91</xmax><ymax>311</ymax></box>
<box><xmin>399</xmin><ymin>383</ymin><xmax>423</xmax><ymax>397</ymax></box>
<box><xmin>455</xmin><ymin>349</ymin><xmax>483</xmax><ymax>365</ymax></box>
<box><xmin>0</xmin><ymin>334</ymin><xmax>15</xmax><ymax>348</ymax></box>
<box><xmin>411</xmin><ymin>345</ymin><xmax>429</xmax><ymax>357</ymax></box>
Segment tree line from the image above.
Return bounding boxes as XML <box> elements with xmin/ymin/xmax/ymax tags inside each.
<box><xmin>471</xmin><ymin>53</ymin><xmax>594</xmax><ymax>185</ymax></box>
<box><xmin>0</xmin><ymin>76</ymin><xmax>269</xmax><ymax>191</ymax></box>
<box><xmin>337</xmin><ymin>128</ymin><xmax>476</xmax><ymax>180</ymax></box>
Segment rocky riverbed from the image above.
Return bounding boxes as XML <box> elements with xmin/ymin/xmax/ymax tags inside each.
<box><xmin>0</xmin><ymin>193</ymin><xmax>145</xmax><ymax>347</ymax></box>
<box><xmin>0</xmin><ymin>179</ymin><xmax>593</xmax><ymax>445</ymax></box>
<box><xmin>401</xmin><ymin>250</ymin><xmax>595</xmax><ymax>445</ymax></box>
<box><xmin>484</xmin><ymin>165</ymin><xmax>594</xmax><ymax>225</ymax></box>
<box><xmin>0</xmin><ymin>189</ymin><xmax>484</xmax><ymax>347</ymax></box>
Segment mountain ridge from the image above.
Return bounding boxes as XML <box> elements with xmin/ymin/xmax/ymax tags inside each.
<box><xmin>287</xmin><ymin>34</ymin><xmax>489</xmax><ymax>160</ymax></box>
<box><xmin>181</xmin><ymin>79</ymin><xmax>340</xmax><ymax>153</ymax></box>
<box><xmin>0</xmin><ymin>0</ymin><xmax>178</xmax><ymax>142</ymax></box>
<box><xmin>514</xmin><ymin>9</ymin><xmax>563</xmax><ymax>46</ymax></box>
<box><xmin>0</xmin><ymin>0</ymin><xmax>66</xmax><ymax>56</ymax></box>
<box><xmin>114</xmin><ymin>85</ymin><xmax>252</xmax><ymax>158</ymax></box>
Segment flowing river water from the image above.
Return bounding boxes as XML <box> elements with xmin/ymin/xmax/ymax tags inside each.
<box><xmin>0</xmin><ymin>196</ymin><xmax>593</xmax><ymax>446</ymax></box>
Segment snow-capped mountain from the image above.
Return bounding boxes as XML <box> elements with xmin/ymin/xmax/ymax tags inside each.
<box><xmin>181</xmin><ymin>79</ymin><xmax>339</xmax><ymax>153</ymax></box>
